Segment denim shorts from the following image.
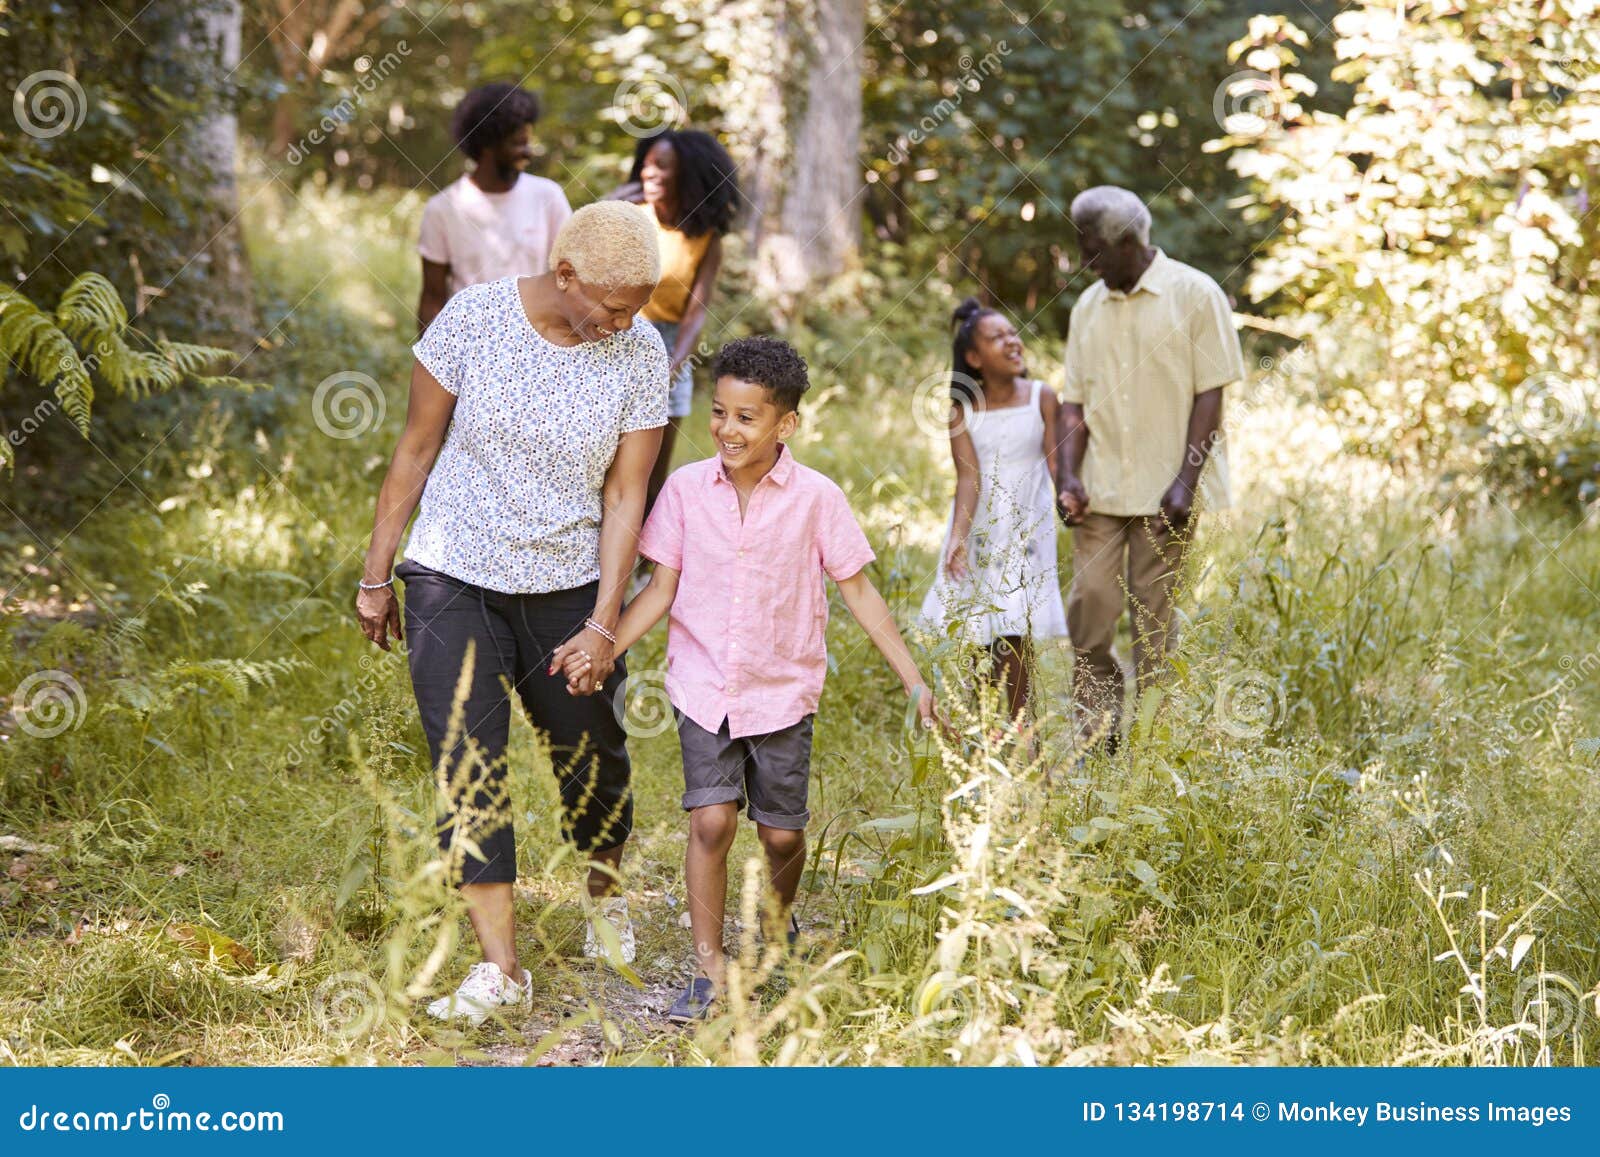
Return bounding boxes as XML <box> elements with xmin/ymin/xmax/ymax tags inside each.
<box><xmin>677</xmin><ymin>712</ymin><xmax>814</xmax><ymax>830</ymax></box>
<box><xmin>396</xmin><ymin>559</ymin><xmax>633</xmax><ymax>885</ymax></box>
<box><xmin>645</xmin><ymin>318</ymin><xmax>695</xmax><ymax>418</ymax></box>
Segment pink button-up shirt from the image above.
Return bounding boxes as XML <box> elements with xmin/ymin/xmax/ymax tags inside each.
<box><xmin>637</xmin><ymin>447</ymin><xmax>876</xmax><ymax>738</ymax></box>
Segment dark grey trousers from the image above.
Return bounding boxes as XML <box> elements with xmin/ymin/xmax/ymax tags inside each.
<box><xmin>396</xmin><ymin>559</ymin><xmax>632</xmax><ymax>885</ymax></box>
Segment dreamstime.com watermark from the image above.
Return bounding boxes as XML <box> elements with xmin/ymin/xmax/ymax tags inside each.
<box><xmin>9</xmin><ymin>670</ymin><xmax>87</xmax><ymax>739</ymax></box>
<box><xmin>1486</xmin><ymin>53</ymin><xmax>1599</xmax><ymax>167</ymax></box>
<box><xmin>284</xmin><ymin>42</ymin><xmax>411</xmax><ymax>166</ymax></box>
<box><xmin>612</xmin><ymin>667</ymin><xmax>678</xmax><ymax>739</ymax></box>
<box><xmin>887</xmin><ymin>43</ymin><xmax>1010</xmax><ymax>165</ymax></box>
<box><xmin>1213</xmin><ymin>667</ymin><xmax>1285</xmax><ymax>739</ymax></box>
<box><xmin>1212</xmin><ymin>69</ymin><xmax>1276</xmax><ymax>138</ymax></box>
<box><xmin>612</xmin><ymin>71</ymin><xmax>689</xmax><ymax>138</ymax></box>
<box><xmin>6</xmin><ymin>396</ymin><xmax>59</xmax><ymax>453</ymax></box>
<box><xmin>6</xmin><ymin>340</ymin><xmax>117</xmax><ymax>454</ymax></box>
<box><xmin>1507</xmin><ymin>647</ymin><xmax>1600</xmax><ymax>747</ymax></box>
<box><xmin>17</xmin><ymin>1093</ymin><xmax>283</xmax><ymax>1134</ymax></box>
<box><xmin>12</xmin><ymin>69</ymin><xmax>86</xmax><ymax>139</ymax></box>
<box><xmin>312</xmin><ymin>370</ymin><xmax>386</xmax><ymax>439</ymax></box>
<box><xmin>283</xmin><ymin>649</ymin><xmax>405</xmax><ymax>766</ymax></box>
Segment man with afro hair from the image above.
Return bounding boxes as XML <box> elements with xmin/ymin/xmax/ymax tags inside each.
<box><xmin>417</xmin><ymin>83</ymin><xmax>571</xmax><ymax>331</ymax></box>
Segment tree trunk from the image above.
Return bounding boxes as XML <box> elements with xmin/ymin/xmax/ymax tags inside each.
<box><xmin>270</xmin><ymin>89</ymin><xmax>301</xmax><ymax>159</ymax></box>
<box><xmin>700</xmin><ymin>0</ymin><xmax>791</xmax><ymax>275</ymax></box>
<box><xmin>737</xmin><ymin>7</ymin><xmax>791</xmax><ymax>268</ymax></box>
<box><xmin>165</xmin><ymin>0</ymin><xmax>259</xmax><ymax>343</ymax></box>
<box><xmin>755</xmin><ymin>0</ymin><xmax>864</xmax><ymax>300</ymax></box>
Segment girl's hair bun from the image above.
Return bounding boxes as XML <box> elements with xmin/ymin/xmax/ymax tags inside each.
<box><xmin>951</xmin><ymin>296</ymin><xmax>985</xmax><ymax>331</ymax></box>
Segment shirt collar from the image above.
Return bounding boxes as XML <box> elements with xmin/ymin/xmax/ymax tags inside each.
<box><xmin>709</xmin><ymin>442</ymin><xmax>795</xmax><ymax>488</ymax></box>
<box><xmin>1107</xmin><ymin>248</ymin><xmax>1170</xmax><ymax>300</ymax></box>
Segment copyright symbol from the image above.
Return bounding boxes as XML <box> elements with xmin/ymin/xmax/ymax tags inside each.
<box><xmin>1252</xmin><ymin>1102</ymin><xmax>1270</xmax><ymax>1121</ymax></box>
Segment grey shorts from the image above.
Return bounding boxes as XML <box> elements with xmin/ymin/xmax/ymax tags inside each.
<box><xmin>645</xmin><ymin>319</ymin><xmax>695</xmax><ymax>418</ymax></box>
<box><xmin>678</xmin><ymin>712</ymin><xmax>814</xmax><ymax>830</ymax></box>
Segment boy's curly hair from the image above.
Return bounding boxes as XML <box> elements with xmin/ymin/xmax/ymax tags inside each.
<box><xmin>712</xmin><ymin>336</ymin><xmax>810</xmax><ymax>413</ymax></box>
<box><xmin>452</xmin><ymin>83</ymin><xmax>540</xmax><ymax>161</ymax></box>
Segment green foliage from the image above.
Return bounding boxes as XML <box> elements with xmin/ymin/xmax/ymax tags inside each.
<box><xmin>0</xmin><ymin>148</ymin><xmax>100</xmax><ymax>264</ymax></box>
<box><xmin>0</xmin><ymin>273</ymin><xmax>246</xmax><ymax>472</ymax></box>
<box><xmin>0</xmin><ymin>284</ymin><xmax>92</xmax><ymax>437</ymax></box>
<box><xmin>238</xmin><ymin>0</ymin><xmax>1346</xmax><ymax>324</ymax></box>
<box><xmin>2</xmin><ymin>186</ymin><xmax>1597</xmax><ymax>1066</ymax></box>
<box><xmin>0</xmin><ymin>3</ymin><xmax>260</xmax><ymax>476</ymax></box>
<box><xmin>1221</xmin><ymin>3</ymin><xmax>1600</xmax><ymax>494</ymax></box>
<box><xmin>861</xmin><ymin>0</ymin><xmax>1126</xmax><ymax>316</ymax></box>
<box><xmin>0</xmin><ymin>3</ymin><xmax>231</xmax><ymax>307</ymax></box>
<box><xmin>110</xmin><ymin>657</ymin><xmax>311</xmax><ymax>720</ymax></box>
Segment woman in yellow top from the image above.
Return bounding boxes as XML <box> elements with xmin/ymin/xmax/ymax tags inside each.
<box><xmin>609</xmin><ymin>129</ymin><xmax>742</xmax><ymax>507</ymax></box>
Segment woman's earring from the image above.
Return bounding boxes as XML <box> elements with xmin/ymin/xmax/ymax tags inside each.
<box><xmin>557</xmin><ymin>277</ymin><xmax>570</xmax><ymax>290</ymax></box>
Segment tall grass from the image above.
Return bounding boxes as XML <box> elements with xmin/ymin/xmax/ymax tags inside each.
<box><xmin>1</xmin><ymin>182</ymin><xmax>1596</xmax><ymax>1066</ymax></box>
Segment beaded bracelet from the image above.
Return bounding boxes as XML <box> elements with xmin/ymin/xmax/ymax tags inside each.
<box><xmin>583</xmin><ymin>617</ymin><xmax>617</xmax><ymax>644</ymax></box>
<box><xmin>358</xmin><ymin>577</ymin><xmax>394</xmax><ymax>591</ymax></box>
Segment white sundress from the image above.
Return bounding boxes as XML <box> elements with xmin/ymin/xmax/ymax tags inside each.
<box><xmin>920</xmin><ymin>379</ymin><xmax>1069</xmax><ymax>646</ymax></box>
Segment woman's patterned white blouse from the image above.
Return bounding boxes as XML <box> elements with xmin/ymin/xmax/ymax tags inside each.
<box><xmin>404</xmin><ymin>277</ymin><xmax>669</xmax><ymax>594</ymax></box>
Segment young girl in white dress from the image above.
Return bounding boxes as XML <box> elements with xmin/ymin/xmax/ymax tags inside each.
<box><xmin>921</xmin><ymin>298</ymin><xmax>1068</xmax><ymax>723</ymax></box>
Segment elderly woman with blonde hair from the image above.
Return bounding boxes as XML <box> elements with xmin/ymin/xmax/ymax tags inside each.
<box><xmin>356</xmin><ymin>201</ymin><xmax>669</xmax><ymax>1024</ymax></box>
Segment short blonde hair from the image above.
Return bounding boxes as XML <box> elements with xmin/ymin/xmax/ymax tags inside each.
<box><xmin>548</xmin><ymin>201</ymin><xmax>661</xmax><ymax>288</ymax></box>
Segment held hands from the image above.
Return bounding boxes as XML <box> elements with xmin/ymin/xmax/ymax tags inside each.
<box><xmin>356</xmin><ymin>584</ymin><xmax>403</xmax><ymax>651</ymax></box>
<box><xmin>549</xmin><ymin>628</ymin><xmax>616</xmax><ymax>696</ymax></box>
<box><xmin>1057</xmin><ymin>475</ymin><xmax>1090</xmax><ymax>526</ymax></box>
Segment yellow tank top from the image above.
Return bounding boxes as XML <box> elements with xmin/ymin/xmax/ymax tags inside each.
<box><xmin>642</xmin><ymin>217</ymin><xmax>713</xmax><ymax>324</ymax></box>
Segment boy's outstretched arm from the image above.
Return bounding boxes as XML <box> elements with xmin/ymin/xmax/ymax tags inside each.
<box><xmin>613</xmin><ymin>564</ymin><xmax>680</xmax><ymax>653</ymax></box>
<box><xmin>835</xmin><ymin>569</ymin><xmax>937</xmax><ymax>727</ymax></box>
<box><xmin>552</xmin><ymin>564</ymin><xmax>680</xmax><ymax>693</ymax></box>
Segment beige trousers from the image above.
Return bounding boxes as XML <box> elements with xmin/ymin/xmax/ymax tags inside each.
<box><xmin>1066</xmin><ymin>513</ymin><xmax>1193</xmax><ymax>743</ymax></box>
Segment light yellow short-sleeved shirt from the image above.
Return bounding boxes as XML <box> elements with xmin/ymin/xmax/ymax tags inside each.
<box><xmin>1063</xmin><ymin>249</ymin><xmax>1246</xmax><ymax>517</ymax></box>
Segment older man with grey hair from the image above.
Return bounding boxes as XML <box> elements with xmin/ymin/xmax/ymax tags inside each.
<box><xmin>1057</xmin><ymin>186</ymin><xmax>1245</xmax><ymax>754</ymax></box>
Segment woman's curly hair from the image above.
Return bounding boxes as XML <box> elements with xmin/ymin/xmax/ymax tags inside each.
<box><xmin>451</xmin><ymin>83</ymin><xmax>541</xmax><ymax>161</ymax></box>
<box><xmin>627</xmin><ymin>129</ymin><xmax>742</xmax><ymax>239</ymax></box>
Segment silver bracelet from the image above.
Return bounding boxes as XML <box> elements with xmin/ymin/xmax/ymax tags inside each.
<box><xmin>583</xmin><ymin>617</ymin><xmax>617</xmax><ymax>644</ymax></box>
<box><xmin>358</xmin><ymin>577</ymin><xmax>394</xmax><ymax>591</ymax></box>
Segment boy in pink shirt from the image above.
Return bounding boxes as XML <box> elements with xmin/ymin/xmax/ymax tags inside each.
<box><xmin>556</xmin><ymin>336</ymin><xmax>936</xmax><ymax>1022</ymax></box>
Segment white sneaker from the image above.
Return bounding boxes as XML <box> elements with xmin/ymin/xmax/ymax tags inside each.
<box><xmin>583</xmin><ymin>896</ymin><xmax>637</xmax><ymax>965</ymax></box>
<box><xmin>425</xmin><ymin>961</ymin><xmax>532</xmax><ymax>1027</ymax></box>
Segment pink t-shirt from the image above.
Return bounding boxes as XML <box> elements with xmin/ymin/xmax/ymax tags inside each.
<box><xmin>638</xmin><ymin>448</ymin><xmax>876</xmax><ymax>738</ymax></box>
<box><xmin>418</xmin><ymin>173</ymin><xmax>572</xmax><ymax>296</ymax></box>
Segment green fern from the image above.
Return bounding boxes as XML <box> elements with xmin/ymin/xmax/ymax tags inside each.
<box><xmin>111</xmin><ymin>656</ymin><xmax>310</xmax><ymax>718</ymax></box>
<box><xmin>158</xmin><ymin>656</ymin><xmax>310</xmax><ymax>700</ymax></box>
<box><xmin>162</xmin><ymin>341</ymin><xmax>238</xmax><ymax>376</ymax></box>
<box><xmin>2</xmin><ymin>272</ymin><xmax>255</xmax><ymax>468</ymax></box>
<box><xmin>54</xmin><ymin>272</ymin><xmax>130</xmax><ymax>335</ymax></box>
<box><xmin>0</xmin><ymin>285</ymin><xmax>93</xmax><ymax>434</ymax></box>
